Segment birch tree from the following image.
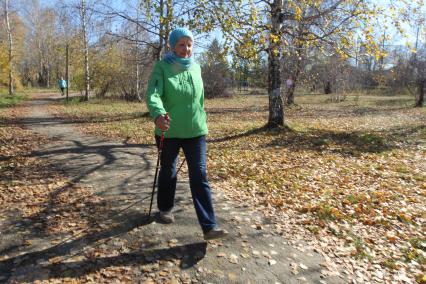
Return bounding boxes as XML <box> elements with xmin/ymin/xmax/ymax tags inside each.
<box><xmin>413</xmin><ymin>14</ymin><xmax>425</xmax><ymax>107</ymax></box>
<box><xmin>135</xmin><ymin>0</ymin><xmax>141</xmax><ymax>101</ymax></box>
<box><xmin>80</xmin><ymin>0</ymin><xmax>90</xmax><ymax>101</ymax></box>
<box><xmin>201</xmin><ymin>0</ymin><xmax>421</xmax><ymax>127</ymax></box>
<box><xmin>4</xmin><ymin>0</ymin><xmax>13</xmax><ymax>95</ymax></box>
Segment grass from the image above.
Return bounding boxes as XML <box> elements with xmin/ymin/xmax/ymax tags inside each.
<box><xmin>316</xmin><ymin>204</ymin><xmax>341</xmax><ymax>221</ymax></box>
<box><xmin>0</xmin><ymin>93</ymin><xmax>27</xmax><ymax>108</ymax></box>
<box><xmin>353</xmin><ymin>237</ymin><xmax>373</xmax><ymax>261</ymax></box>
<box><xmin>402</xmin><ymin>247</ymin><xmax>426</xmax><ymax>264</ymax></box>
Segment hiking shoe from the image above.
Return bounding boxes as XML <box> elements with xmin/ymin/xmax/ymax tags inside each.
<box><xmin>159</xmin><ymin>211</ymin><xmax>174</xmax><ymax>223</ymax></box>
<box><xmin>203</xmin><ymin>228</ymin><xmax>228</xmax><ymax>241</ymax></box>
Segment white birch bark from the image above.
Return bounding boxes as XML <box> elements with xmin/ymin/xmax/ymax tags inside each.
<box><xmin>268</xmin><ymin>0</ymin><xmax>284</xmax><ymax>127</ymax></box>
<box><xmin>81</xmin><ymin>0</ymin><xmax>90</xmax><ymax>101</ymax></box>
<box><xmin>5</xmin><ymin>0</ymin><xmax>14</xmax><ymax>95</ymax></box>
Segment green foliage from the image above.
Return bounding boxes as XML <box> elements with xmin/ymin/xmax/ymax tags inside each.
<box><xmin>90</xmin><ymin>43</ymin><xmax>123</xmax><ymax>97</ymax></box>
<box><xmin>0</xmin><ymin>93</ymin><xmax>27</xmax><ymax>108</ymax></box>
<box><xmin>63</xmin><ymin>96</ymin><xmax>84</xmax><ymax>105</ymax></box>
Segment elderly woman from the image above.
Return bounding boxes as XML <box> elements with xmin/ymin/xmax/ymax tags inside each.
<box><xmin>145</xmin><ymin>27</ymin><xmax>227</xmax><ymax>241</ymax></box>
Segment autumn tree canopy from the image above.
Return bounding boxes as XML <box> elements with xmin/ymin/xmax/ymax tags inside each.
<box><xmin>0</xmin><ymin>0</ymin><xmax>424</xmax><ymax>108</ymax></box>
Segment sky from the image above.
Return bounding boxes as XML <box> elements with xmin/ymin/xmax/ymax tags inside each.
<box><xmin>36</xmin><ymin>0</ymin><xmax>425</xmax><ymax>52</ymax></box>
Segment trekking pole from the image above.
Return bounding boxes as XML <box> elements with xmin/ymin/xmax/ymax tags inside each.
<box><xmin>148</xmin><ymin>131</ymin><xmax>165</xmax><ymax>219</ymax></box>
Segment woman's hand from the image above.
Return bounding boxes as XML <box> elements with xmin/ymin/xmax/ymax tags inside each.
<box><xmin>155</xmin><ymin>113</ymin><xmax>170</xmax><ymax>132</ymax></box>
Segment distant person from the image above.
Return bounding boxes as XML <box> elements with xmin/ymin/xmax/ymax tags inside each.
<box><xmin>145</xmin><ymin>27</ymin><xmax>228</xmax><ymax>241</ymax></box>
<box><xmin>58</xmin><ymin>77</ymin><xmax>67</xmax><ymax>96</ymax></box>
<box><xmin>286</xmin><ymin>76</ymin><xmax>294</xmax><ymax>89</ymax></box>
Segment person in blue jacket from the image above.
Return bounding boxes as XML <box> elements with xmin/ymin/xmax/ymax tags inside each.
<box><xmin>58</xmin><ymin>77</ymin><xmax>67</xmax><ymax>96</ymax></box>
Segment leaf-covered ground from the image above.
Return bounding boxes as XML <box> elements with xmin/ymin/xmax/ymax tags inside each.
<box><xmin>2</xmin><ymin>95</ymin><xmax>341</xmax><ymax>284</ymax></box>
<box><xmin>0</xmin><ymin>105</ymin><xmax>110</xmax><ymax>271</ymax></box>
<box><xmin>47</xmin><ymin>93</ymin><xmax>425</xmax><ymax>282</ymax></box>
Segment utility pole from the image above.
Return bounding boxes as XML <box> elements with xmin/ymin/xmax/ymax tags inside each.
<box><xmin>65</xmin><ymin>43</ymin><xmax>69</xmax><ymax>101</ymax></box>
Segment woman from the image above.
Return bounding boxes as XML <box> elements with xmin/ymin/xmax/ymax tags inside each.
<box><xmin>145</xmin><ymin>27</ymin><xmax>227</xmax><ymax>241</ymax></box>
<box><xmin>58</xmin><ymin>77</ymin><xmax>67</xmax><ymax>96</ymax></box>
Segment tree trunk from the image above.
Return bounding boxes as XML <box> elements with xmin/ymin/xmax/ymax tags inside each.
<box><xmin>81</xmin><ymin>0</ymin><xmax>90</xmax><ymax>101</ymax></box>
<box><xmin>164</xmin><ymin>0</ymin><xmax>172</xmax><ymax>50</ymax></box>
<box><xmin>38</xmin><ymin>41</ymin><xmax>44</xmax><ymax>86</ymax></box>
<box><xmin>324</xmin><ymin>81</ymin><xmax>332</xmax><ymax>94</ymax></box>
<box><xmin>135</xmin><ymin>1</ymin><xmax>141</xmax><ymax>101</ymax></box>
<box><xmin>267</xmin><ymin>0</ymin><xmax>284</xmax><ymax>127</ymax></box>
<box><xmin>5</xmin><ymin>0</ymin><xmax>14</xmax><ymax>95</ymax></box>
<box><xmin>153</xmin><ymin>0</ymin><xmax>165</xmax><ymax>61</ymax></box>
<box><xmin>47</xmin><ymin>66</ymin><xmax>50</xmax><ymax>88</ymax></box>
<box><xmin>285</xmin><ymin>32</ymin><xmax>304</xmax><ymax>106</ymax></box>
<box><xmin>415</xmin><ymin>79</ymin><xmax>425</xmax><ymax>107</ymax></box>
<box><xmin>153</xmin><ymin>0</ymin><xmax>173</xmax><ymax>61</ymax></box>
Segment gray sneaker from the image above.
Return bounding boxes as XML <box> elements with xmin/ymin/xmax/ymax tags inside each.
<box><xmin>203</xmin><ymin>228</ymin><xmax>228</xmax><ymax>240</ymax></box>
<box><xmin>159</xmin><ymin>211</ymin><xmax>174</xmax><ymax>223</ymax></box>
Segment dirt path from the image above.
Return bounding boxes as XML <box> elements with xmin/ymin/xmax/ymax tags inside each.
<box><xmin>0</xmin><ymin>94</ymin><xmax>344</xmax><ymax>283</ymax></box>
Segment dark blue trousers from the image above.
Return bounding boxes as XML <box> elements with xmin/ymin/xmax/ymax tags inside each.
<box><xmin>155</xmin><ymin>135</ymin><xmax>217</xmax><ymax>233</ymax></box>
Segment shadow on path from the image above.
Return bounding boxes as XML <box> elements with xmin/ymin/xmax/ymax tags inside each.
<box><xmin>0</xmin><ymin>212</ymin><xmax>207</xmax><ymax>282</ymax></box>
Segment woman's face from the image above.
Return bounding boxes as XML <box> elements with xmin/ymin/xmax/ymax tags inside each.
<box><xmin>173</xmin><ymin>37</ymin><xmax>193</xmax><ymax>58</ymax></box>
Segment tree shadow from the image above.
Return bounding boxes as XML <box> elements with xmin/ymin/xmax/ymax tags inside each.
<box><xmin>208</xmin><ymin>125</ymin><xmax>273</xmax><ymax>143</ymax></box>
<box><xmin>208</xmin><ymin>124</ymin><xmax>398</xmax><ymax>155</ymax></box>
<box><xmin>15</xmin><ymin>112</ymin><xmax>151</xmax><ymax>126</ymax></box>
<box><xmin>204</xmin><ymin>103</ymin><xmax>416</xmax><ymax>120</ymax></box>
<box><xmin>285</xmin><ymin>105</ymin><xmax>416</xmax><ymax>119</ymax></box>
<box><xmin>205</xmin><ymin>106</ymin><xmax>268</xmax><ymax>114</ymax></box>
<box><xmin>27</xmin><ymin>140</ymin><xmax>154</xmax><ymax>220</ymax></box>
<box><xmin>267</xmin><ymin>129</ymin><xmax>394</xmax><ymax>155</ymax></box>
<box><xmin>45</xmin><ymin>242</ymin><xmax>207</xmax><ymax>279</ymax></box>
<box><xmin>0</xmin><ymin>210</ymin><xmax>207</xmax><ymax>282</ymax></box>
<box><xmin>0</xmin><ymin>212</ymin><xmax>148</xmax><ymax>277</ymax></box>
<box><xmin>382</xmin><ymin>124</ymin><xmax>426</xmax><ymax>145</ymax></box>
<box><xmin>0</xmin><ymin>134</ymin><xmax>162</xmax><ymax>265</ymax></box>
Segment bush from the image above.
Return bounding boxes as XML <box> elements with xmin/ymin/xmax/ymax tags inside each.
<box><xmin>202</xmin><ymin>69</ymin><xmax>232</xmax><ymax>98</ymax></box>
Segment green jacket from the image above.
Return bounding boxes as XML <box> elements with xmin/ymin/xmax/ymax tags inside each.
<box><xmin>145</xmin><ymin>60</ymin><xmax>208</xmax><ymax>138</ymax></box>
